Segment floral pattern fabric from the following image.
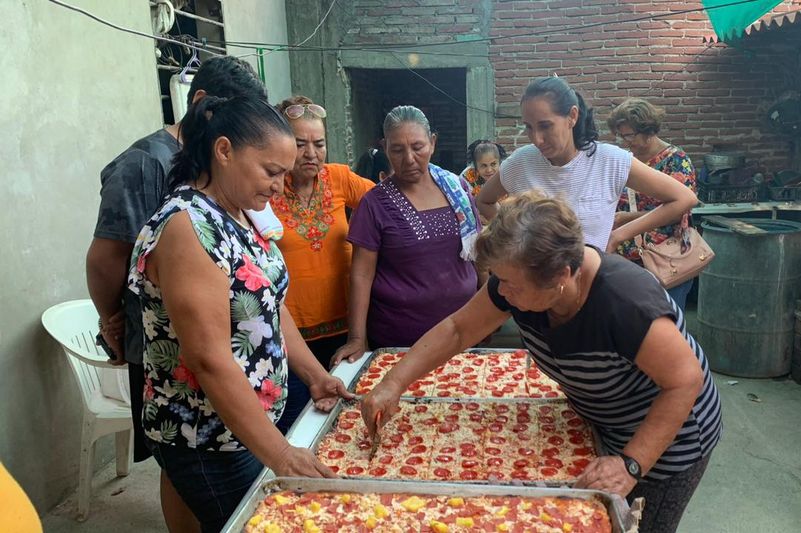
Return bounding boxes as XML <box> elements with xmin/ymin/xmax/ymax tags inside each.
<box><xmin>459</xmin><ymin>166</ymin><xmax>485</xmax><ymax>197</ymax></box>
<box><xmin>128</xmin><ymin>187</ymin><xmax>289</xmax><ymax>451</ymax></box>
<box><xmin>270</xmin><ymin>166</ymin><xmax>334</xmax><ymax>252</ymax></box>
<box><xmin>616</xmin><ymin>145</ymin><xmax>697</xmax><ymax>261</ymax></box>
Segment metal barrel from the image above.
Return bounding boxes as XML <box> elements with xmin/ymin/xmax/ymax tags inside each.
<box><xmin>697</xmin><ymin>219</ymin><xmax>801</xmax><ymax>378</ymax></box>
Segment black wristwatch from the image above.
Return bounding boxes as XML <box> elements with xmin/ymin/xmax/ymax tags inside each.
<box><xmin>620</xmin><ymin>454</ymin><xmax>643</xmax><ymax>482</ymax></box>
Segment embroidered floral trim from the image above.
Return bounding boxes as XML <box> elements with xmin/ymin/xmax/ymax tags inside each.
<box><xmin>271</xmin><ymin>166</ymin><xmax>334</xmax><ymax>252</ymax></box>
<box><xmin>462</xmin><ymin>167</ymin><xmax>486</xmax><ymax>197</ymax></box>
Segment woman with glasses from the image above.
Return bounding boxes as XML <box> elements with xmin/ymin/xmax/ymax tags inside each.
<box><xmin>607</xmin><ymin>98</ymin><xmax>698</xmax><ymax>310</ymax></box>
<box><xmin>476</xmin><ymin>77</ymin><xmax>696</xmax><ymax>253</ymax></box>
<box><xmin>270</xmin><ymin>95</ymin><xmax>374</xmax><ymax>433</ymax></box>
<box><xmin>332</xmin><ymin>105</ymin><xmax>482</xmax><ymax>365</ymax></box>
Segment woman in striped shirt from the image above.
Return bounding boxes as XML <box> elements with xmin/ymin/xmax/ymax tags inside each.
<box><xmin>363</xmin><ymin>192</ymin><xmax>721</xmax><ymax>533</ymax></box>
<box><xmin>476</xmin><ymin>77</ymin><xmax>697</xmax><ymax>252</ymax></box>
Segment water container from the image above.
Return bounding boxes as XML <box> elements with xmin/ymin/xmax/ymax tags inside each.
<box><xmin>696</xmin><ymin>219</ymin><xmax>801</xmax><ymax>377</ymax></box>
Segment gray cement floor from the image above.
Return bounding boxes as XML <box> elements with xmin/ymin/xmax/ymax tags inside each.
<box><xmin>42</xmin><ymin>373</ymin><xmax>801</xmax><ymax>533</ymax></box>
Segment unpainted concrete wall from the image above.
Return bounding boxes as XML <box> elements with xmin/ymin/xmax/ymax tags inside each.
<box><xmin>222</xmin><ymin>0</ymin><xmax>292</xmax><ymax>103</ymax></box>
<box><xmin>0</xmin><ymin>0</ymin><xmax>163</xmax><ymax>513</ymax></box>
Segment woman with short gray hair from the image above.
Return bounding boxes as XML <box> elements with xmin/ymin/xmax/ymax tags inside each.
<box><xmin>362</xmin><ymin>192</ymin><xmax>721</xmax><ymax>533</ymax></box>
<box><xmin>332</xmin><ymin>105</ymin><xmax>482</xmax><ymax>364</ymax></box>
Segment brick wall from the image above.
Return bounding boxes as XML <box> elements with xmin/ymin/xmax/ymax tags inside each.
<box><xmin>347</xmin><ymin>0</ymin><xmax>487</xmax><ymax>45</ymax></box>
<box><xmin>490</xmin><ymin>0</ymin><xmax>801</xmax><ymax>172</ymax></box>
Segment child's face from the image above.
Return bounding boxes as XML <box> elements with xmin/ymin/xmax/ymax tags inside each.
<box><xmin>475</xmin><ymin>152</ymin><xmax>500</xmax><ymax>180</ymax></box>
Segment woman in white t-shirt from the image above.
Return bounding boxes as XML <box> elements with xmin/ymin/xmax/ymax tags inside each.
<box><xmin>477</xmin><ymin>77</ymin><xmax>696</xmax><ymax>251</ymax></box>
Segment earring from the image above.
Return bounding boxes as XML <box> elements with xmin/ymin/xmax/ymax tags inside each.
<box><xmin>559</xmin><ymin>284</ymin><xmax>564</xmax><ymax>295</ymax></box>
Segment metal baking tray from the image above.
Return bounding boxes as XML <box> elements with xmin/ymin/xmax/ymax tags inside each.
<box><xmin>347</xmin><ymin>347</ymin><xmax>566</xmax><ymax>402</ymax></box>
<box><xmin>223</xmin><ymin>476</ymin><xmax>638</xmax><ymax>533</ymax></box>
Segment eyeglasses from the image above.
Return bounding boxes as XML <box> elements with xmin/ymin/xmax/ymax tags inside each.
<box><xmin>283</xmin><ymin>103</ymin><xmax>327</xmax><ymax>120</ymax></box>
<box><xmin>615</xmin><ymin>132</ymin><xmax>638</xmax><ymax>142</ymax></box>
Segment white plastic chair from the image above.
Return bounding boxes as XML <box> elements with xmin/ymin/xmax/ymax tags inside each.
<box><xmin>41</xmin><ymin>299</ymin><xmax>133</xmax><ymax>521</ymax></box>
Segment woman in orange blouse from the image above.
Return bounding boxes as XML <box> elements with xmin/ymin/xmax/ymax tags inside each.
<box><xmin>271</xmin><ymin>95</ymin><xmax>374</xmax><ymax>432</ymax></box>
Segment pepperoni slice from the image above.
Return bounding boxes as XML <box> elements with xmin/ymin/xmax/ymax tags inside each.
<box><xmin>378</xmin><ymin>455</ymin><xmax>393</xmax><ymax>464</ymax></box>
<box><xmin>567</xmin><ymin>418</ymin><xmax>584</xmax><ymax>427</ymax></box>
<box><xmin>406</xmin><ymin>456</ymin><xmax>424</xmax><ymax>465</ymax></box>
<box><xmin>486</xmin><ymin>375</ymin><xmax>500</xmax><ymax>383</ymax></box>
<box><xmin>542</xmin><ymin>447</ymin><xmax>560</xmax><ymax>458</ymax></box>
<box><xmin>511</xmin><ymin>470</ymin><xmax>529</xmax><ymax>480</ymax></box>
<box><xmin>575</xmin><ymin>447</ymin><xmax>594</xmax><ymax>456</ymax></box>
<box><xmin>338</xmin><ymin>420</ymin><xmax>355</xmax><ymax>430</ymax></box>
<box><xmin>572</xmin><ymin>458</ymin><xmax>591</xmax><ymax>468</ymax></box>
<box><xmin>435</xmin><ymin>455</ymin><xmax>454</xmax><ymax>463</ymax></box>
<box><xmin>334</xmin><ymin>433</ymin><xmax>352</xmax><ymax>443</ymax></box>
<box><xmin>397</xmin><ymin>423</ymin><xmax>413</xmax><ymax>433</ymax></box>
<box><xmin>369</xmin><ymin>466</ymin><xmax>387</xmax><ymax>476</ymax></box>
<box><xmin>545</xmin><ymin>458</ymin><xmax>564</xmax><ymax>468</ymax></box>
<box><xmin>329</xmin><ymin>465</ymin><xmax>340</xmax><ymax>474</ymax></box>
<box><xmin>412</xmin><ymin>390</ymin><xmax>426</xmax><ymax>397</ymax></box>
<box><xmin>495</xmin><ymin>404</ymin><xmax>510</xmax><ymax>413</ymax></box>
<box><xmin>408</xmin><ymin>436</ymin><xmax>424</xmax><ymax>445</ymax></box>
<box><xmin>414</xmin><ymin>405</ymin><xmax>429</xmax><ymax>413</ymax></box>
<box><xmin>445</xmin><ymin>414</ymin><xmax>459</xmax><ymax>423</ymax></box>
<box><xmin>493</xmin><ymin>415</ymin><xmax>509</xmax><ymax>424</ymax></box>
<box><xmin>433</xmin><ymin>467</ymin><xmax>451</xmax><ymax>478</ymax></box>
<box><xmin>469</xmin><ymin>413</ymin><xmax>483</xmax><ymax>422</ymax></box>
<box><xmin>399</xmin><ymin>466</ymin><xmax>418</xmax><ymax>476</ymax></box>
<box><xmin>410</xmin><ymin>444</ymin><xmax>427</xmax><ymax>454</ymax></box>
<box><xmin>545</xmin><ymin>391</ymin><xmax>560</xmax><ymax>398</ymax></box>
<box><xmin>490</xmin><ymin>436</ymin><xmax>506</xmax><ymax>445</ymax></box>
<box><xmin>461</xmin><ymin>459</ymin><xmax>479</xmax><ymax>469</ymax></box>
<box><xmin>461</xmin><ymin>447</ymin><xmax>478</xmax><ymax>458</ymax></box>
<box><xmin>440</xmin><ymin>446</ymin><xmax>457</xmax><ymax>454</ymax></box>
<box><xmin>538</xmin><ymin>405</ymin><xmax>553</xmax><ymax>415</ymax></box>
<box><xmin>465</xmin><ymin>402</ymin><xmax>480</xmax><ymax>411</ymax></box>
<box><xmin>459</xmin><ymin>442</ymin><xmax>476</xmax><ymax>451</ymax></box>
<box><xmin>389</xmin><ymin>434</ymin><xmax>403</xmax><ymax>444</ymax></box>
<box><xmin>485</xmin><ymin>447</ymin><xmax>501</xmax><ymax>456</ymax></box>
<box><xmin>463</xmin><ymin>367</ymin><xmax>475</xmax><ymax>373</ymax></box>
<box><xmin>516</xmin><ymin>412</ymin><xmax>532</xmax><ymax>423</ymax></box>
<box><xmin>548</xmin><ymin>436</ymin><xmax>565</xmax><ymax>446</ymax></box>
<box><xmin>512</xmin><ymin>423</ymin><xmax>528</xmax><ymax>433</ymax></box>
<box><xmin>567</xmin><ymin>429</ymin><xmax>584</xmax><ymax>437</ymax></box>
<box><xmin>540</xmin><ymin>466</ymin><xmax>559</xmax><ymax>477</ymax></box>
<box><xmin>438</xmin><ymin>422</ymin><xmax>458</xmax><ymax>434</ymax></box>
<box><xmin>491</xmin><ymin>390</ymin><xmax>504</xmax><ymax>398</ymax></box>
<box><xmin>448</xmin><ymin>403</ymin><xmax>464</xmax><ymax>411</ymax></box>
<box><xmin>539</xmin><ymin>415</ymin><xmax>555</xmax><ymax>424</ymax></box>
<box><xmin>562</xmin><ymin>409</ymin><xmax>577</xmax><ymax>419</ymax></box>
<box><xmin>518</xmin><ymin>447</ymin><xmax>536</xmax><ymax>457</ymax></box>
<box><xmin>541</xmin><ymin>424</ymin><xmax>556</xmax><ymax>433</ymax></box>
<box><xmin>487</xmin><ymin>457</ymin><xmax>504</xmax><ymax>467</ymax></box>
<box><xmin>513</xmin><ymin>459</ymin><xmax>529</xmax><ymax>469</ymax></box>
<box><xmin>459</xmin><ymin>470</ymin><xmax>478</xmax><ymax>480</ymax></box>
<box><xmin>357</xmin><ymin>440</ymin><xmax>371</xmax><ymax>450</ymax></box>
<box><xmin>326</xmin><ymin>449</ymin><xmax>345</xmax><ymax>459</ymax></box>
<box><xmin>346</xmin><ymin>466</ymin><xmax>365</xmax><ymax>476</ymax></box>
<box><xmin>488</xmin><ymin>422</ymin><xmax>503</xmax><ymax>433</ymax></box>
<box><xmin>569</xmin><ymin>435</ymin><xmax>586</xmax><ymax>445</ymax></box>
<box><xmin>422</xmin><ymin>417</ymin><xmax>439</xmax><ymax>426</ymax></box>
<box><xmin>461</xmin><ymin>388</ymin><xmax>477</xmax><ymax>396</ymax></box>
<box><xmin>567</xmin><ymin>466</ymin><xmax>583</xmax><ymax>477</ymax></box>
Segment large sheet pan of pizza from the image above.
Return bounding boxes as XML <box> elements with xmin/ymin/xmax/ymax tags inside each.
<box><xmin>236</xmin><ymin>477</ymin><xmax>636</xmax><ymax>533</ymax></box>
<box><xmin>314</xmin><ymin>397</ymin><xmax>599</xmax><ymax>484</ymax></box>
<box><xmin>351</xmin><ymin>348</ymin><xmax>566</xmax><ymax>400</ymax></box>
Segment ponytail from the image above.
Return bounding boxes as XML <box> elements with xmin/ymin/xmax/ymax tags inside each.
<box><xmin>521</xmin><ymin>77</ymin><xmax>598</xmax><ymax>156</ymax></box>
<box><xmin>466</xmin><ymin>139</ymin><xmax>508</xmax><ymax>168</ymax></box>
<box><xmin>168</xmin><ymin>95</ymin><xmax>292</xmax><ymax>190</ymax></box>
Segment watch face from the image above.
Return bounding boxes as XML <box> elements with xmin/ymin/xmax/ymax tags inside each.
<box><xmin>628</xmin><ymin>463</ymin><xmax>638</xmax><ymax>475</ymax></box>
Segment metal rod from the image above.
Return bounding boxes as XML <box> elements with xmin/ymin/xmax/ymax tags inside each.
<box><xmin>175</xmin><ymin>8</ymin><xmax>224</xmax><ymax>28</ymax></box>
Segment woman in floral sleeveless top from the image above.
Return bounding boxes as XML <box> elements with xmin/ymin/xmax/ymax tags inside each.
<box><xmin>608</xmin><ymin>98</ymin><xmax>698</xmax><ymax>310</ymax></box>
<box><xmin>128</xmin><ymin>96</ymin><xmax>352</xmax><ymax>531</ymax></box>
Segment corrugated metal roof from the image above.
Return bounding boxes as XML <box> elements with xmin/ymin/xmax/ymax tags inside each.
<box><xmin>703</xmin><ymin>9</ymin><xmax>801</xmax><ymax>43</ymax></box>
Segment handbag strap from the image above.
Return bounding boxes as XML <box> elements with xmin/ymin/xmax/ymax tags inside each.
<box><xmin>626</xmin><ymin>188</ymin><xmax>646</xmax><ymax>249</ymax></box>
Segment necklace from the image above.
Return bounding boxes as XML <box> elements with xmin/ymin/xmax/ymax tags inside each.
<box><xmin>547</xmin><ymin>270</ymin><xmax>584</xmax><ymax>323</ymax></box>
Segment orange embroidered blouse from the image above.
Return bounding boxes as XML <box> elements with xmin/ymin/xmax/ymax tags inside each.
<box><xmin>270</xmin><ymin>164</ymin><xmax>374</xmax><ymax>340</ymax></box>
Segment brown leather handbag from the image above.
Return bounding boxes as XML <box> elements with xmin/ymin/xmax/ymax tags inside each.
<box><xmin>628</xmin><ymin>190</ymin><xmax>715</xmax><ymax>289</ymax></box>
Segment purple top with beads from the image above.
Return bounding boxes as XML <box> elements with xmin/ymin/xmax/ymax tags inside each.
<box><xmin>347</xmin><ymin>177</ymin><xmax>479</xmax><ymax>347</ymax></box>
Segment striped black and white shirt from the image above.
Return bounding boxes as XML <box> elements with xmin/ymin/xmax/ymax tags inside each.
<box><xmin>487</xmin><ymin>251</ymin><xmax>722</xmax><ymax>480</ymax></box>
<box><xmin>499</xmin><ymin>143</ymin><xmax>632</xmax><ymax>249</ymax></box>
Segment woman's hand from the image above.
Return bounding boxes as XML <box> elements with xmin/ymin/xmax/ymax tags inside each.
<box><xmin>308</xmin><ymin>374</ymin><xmax>355</xmax><ymax>412</ymax></box>
<box><xmin>331</xmin><ymin>337</ymin><xmax>369</xmax><ymax>366</ymax></box>
<box><xmin>360</xmin><ymin>380</ymin><xmax>403</xmax><ymax>439</ymax></box>
<box><xmin>574</xmin><ymin>456</ymin><xmax>638</xmax><ymax>497</ymax></box>
<box><xmin>272</xmin><ymin>444</ymin><xmax>337</xmax><ymax>478</ymax></box>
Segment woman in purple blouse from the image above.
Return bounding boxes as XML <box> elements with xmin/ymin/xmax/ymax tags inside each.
<box><xmin>332</xmin><ymin>106</ymin><xmax>482</xmax><ymax>364</ymax></box>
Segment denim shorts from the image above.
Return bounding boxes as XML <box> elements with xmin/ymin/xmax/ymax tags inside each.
<box><xmin>148</xmin><ymin>440</ymin><xmax>264</xmax><ymax>532</ymax></box>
